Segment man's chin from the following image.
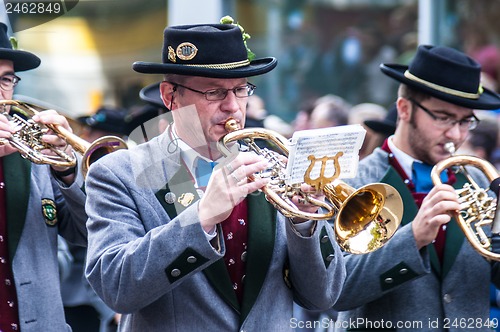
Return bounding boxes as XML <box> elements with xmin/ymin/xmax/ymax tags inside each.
<box><xmin>430</xmin><ymin>152</ymin><xmax>450</xmax><ymax>165</ymax></box>
<box><xmin>209</xmin><ymin>133</ymin><xmax>224</xmax><ymax>144</ymax></box>
<box><xmin>212</xmin><ymin>127</ymin><xmax>231</xmax><ymax>142</ymax></box>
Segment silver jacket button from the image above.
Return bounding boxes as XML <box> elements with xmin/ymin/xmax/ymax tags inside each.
<box><xmin>170</xmin><ymin>269</ymin><xmax>181</xmax><ymax>277</ymax></box>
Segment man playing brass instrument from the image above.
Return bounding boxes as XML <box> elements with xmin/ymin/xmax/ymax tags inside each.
<box><xmin>84</xmin><ymin>18</ymin><xmax>346</xmax><ymax>331</ymax></box>
<box><xmin>0</xmin><ymin>23</ymin><xmax>87</xmax><ymax>331</ymax></box>
<box><xmin>333</xmin><ymin>45</ymin><xmax>500</xmax><ymax>331</ymax></box>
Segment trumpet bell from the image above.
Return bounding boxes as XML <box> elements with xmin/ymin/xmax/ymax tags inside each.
<box><xmin>334</xmin><ymin>182</ymin><xmax>403</xmax><ymax>254</ymax></box>
<box><xmin>81</xmin><ymin>136</ymin><xmax>128</xmax><ymax>177</ymax></box>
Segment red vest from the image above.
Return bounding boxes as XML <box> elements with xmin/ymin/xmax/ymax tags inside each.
<box><xmin>221</xmin><ymin>200</ymin><xmax>248</xmax><ymax>304</ymax></box>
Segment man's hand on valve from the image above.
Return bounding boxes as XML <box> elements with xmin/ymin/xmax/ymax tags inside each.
<box><xmin>31</xmin><ymin>110</ymin><xmax>75</xmax><ymax>173</ymax></box>
<box><xmin>198</xmin><ymin>151</ymin><xmax>270</xmax><ymax>233</ymax></box>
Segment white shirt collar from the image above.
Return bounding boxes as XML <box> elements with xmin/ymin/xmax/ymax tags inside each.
<box><xmin>170</xmin><ymin>124</ymin><xmax>216</xmax><ymax>187</ymax></box>
<box><xmin>387</xmin><ymin>135</ymin><xmax>420</xmax><ymax>180</ymax></box>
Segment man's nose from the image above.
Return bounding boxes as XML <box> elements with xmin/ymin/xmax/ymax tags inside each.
<box><xmin>444</xmin><ymin>121</ymin><xmax>464</xmax><ymax>140</ymax></box>
<box><xmin>220</xmin><ymin>90</ymin><xmax>240</xmax><ymax>113</ymax></box>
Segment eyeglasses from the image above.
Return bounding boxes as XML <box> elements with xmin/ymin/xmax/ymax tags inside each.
<box><xmin>409</xmin><ymin>98</ymin><xmax>479</xmax><ymax>131</ymax></box>
<box><xmin>169</xmin><ymin>82</ymin><xmax>256</xmax><ymax>101</ymax></box>
<box><xmin>0</xmin><ymin>74</ymin><xmax>20</xmax><ymax>91</ymax></box>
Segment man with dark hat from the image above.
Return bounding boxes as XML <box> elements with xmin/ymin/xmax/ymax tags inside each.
<box><xmin>77</xmin><ymin>106</ymin><xmax>130</xmax><ymax>140</ymax></box>
<box><xmin>84</xmin><ymin>18</ymin><xmax>345</xmax><ymax>331</ymax></box>
<box><xmin>61</xmin><ymin>106</ymin><xmax>129</xmax><ymax>332</ymax></box>
<box><xmin>0</xmin><ymin>22</ymin><xmax>88</xmax><ymax>331</ymax></box>
<box><xmin>139</xmin><ymin>82</ymin><xmax>165</xmax><ymax>111</ymax></box>
<box><xmin>124</xmin><ymin>82</ymin><xmax>170</xmax><ymax>143</ymax></box>
<box><xmin>332</xmin><ymin>45</ymin><xmax>500</xmax><ymax>331</ymax></box>
<box><xmin>364</xmin><ymin>102</ymin><xmax>398</xmax><ymax>138</ymax></box>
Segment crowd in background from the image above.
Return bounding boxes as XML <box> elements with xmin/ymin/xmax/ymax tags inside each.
<box><xmin>278</xmin><ymin>3</ymin><xmax>417</xmax><ymax>119</ymax></box>
<box><xmin>43</xmin><ymin>5</ymin><xmax>500</xmax><ymax>329</ymax></box>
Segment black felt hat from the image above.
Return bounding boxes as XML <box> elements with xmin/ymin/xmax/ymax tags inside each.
<box><xmin>364</xmin><ymin>103</ymin><xmax>397</xmax><ymax>136</ymax></box>
<box><xmin>133</xmin><ymin>23</ymin><xmax>276</xmax><ymax>78</ymax></box>
<box><xmin>380</xmin><ymin>45</ymin><xmax>500</xmax><ymax>110</ymax></box>
<box><xmin>139</xmin><ymin>82</ymin><xmax>167</xmax><ymax>110</ymax></box>
<box><xmin>77</xmin><ymin>106</ymin><xmax>129</xmax><ymax>136</ymax></box>
<box><xmin>0</xmin><ymin>23</ymin><xmax>40</xmax><ymax>71</ymax></box>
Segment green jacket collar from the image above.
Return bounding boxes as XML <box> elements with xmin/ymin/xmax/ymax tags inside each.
<box><xmin>380</xmin><ymin>166</ymin><xmax>467</xmax><ymax>278</ymax></box>
<box><xmin>3</xmin><ymin>154</ymin><xmax>31</xmax><ymax>261</ymax></box>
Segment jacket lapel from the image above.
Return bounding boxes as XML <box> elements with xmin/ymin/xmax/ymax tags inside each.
<box><xmin>155</xmin><ymin>164</ymin><xmax>199</xmax><ymax>219</ymax></box>
<box><xmin>380</xmin><ymin>166</ymin><xmax>417</xmax><ymax>227</ymax></box>
<box><xmin>3</xmin><ymin>154</ymin><xmax>31</xmax><ymax>261</ymax></box>
<box><xmin>154</xmin><ymin>161</ymin><xmax>243</xmax><ymax>311</ymax></box>
<box><xmin>203</xmin><ymin>192</ymin><xmax>278</xmax><ymax>319</ymax></box>
<box><xmin>240</xmin><ymin>192</ymin><xmax>276</xmax><ymax>324</ymax></box>
<box><xmin>380</xmin><ymin>165</ymin><xmax>469</xmax><ymax>278</ymax></box>
<box><xmin>379</xmin><ymin>166</ymin><xmax>442</xmax><ymax>274</ymax></box>
<box><xmin>153</xmin><ymin>149</ymin><xmax>278</xmax><ymax>317</ymax></box>
<box><xmin>203</xmin><ymin>254</ymin><xmax>240</xmax><ymax>312</ymax></box>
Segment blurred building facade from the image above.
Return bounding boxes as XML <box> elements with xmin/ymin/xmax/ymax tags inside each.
<box><xmin>5</xmin><ymin>0</ymin><xmax>499</xmax><ymax>122</ymax></box>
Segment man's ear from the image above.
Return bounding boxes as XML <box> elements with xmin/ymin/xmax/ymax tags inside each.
<box><xmin>396</xmin><ymin>97</ymin><xmax>411</xmax><ymax>121</ymax></box>
<box><xmin>160</xmin><ymin>81</ymin><xmax>176</xmax><ymax>109</ymax></box>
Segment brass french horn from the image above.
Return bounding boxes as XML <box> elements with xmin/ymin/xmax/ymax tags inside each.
<box><xmin>218</xmin><ymin>119</ymin><xmax>403</xmax><ymax>254</ymax></box>
<box><xmin>431</xmin><ymin>142</ymin><xmax>500</xmax><ymax>261</ymax></box>
<box><xmin>0</xmin><ymin>100</ymin><xmax>127</xmax><ymax>178</ymax></box>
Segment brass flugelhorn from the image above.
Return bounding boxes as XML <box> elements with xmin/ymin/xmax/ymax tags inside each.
<box><xmin>0</xmin><ymin>100</ymin><xmax>127</xmax><ymax>178</ymax></box>
<box><xmin>218</xmin><ymin>118</ymin><xmax>403</xmax><ymax>254</ymax></box>
<box><xmin>431</xmin><ymin>142</ymin><xmax>500</xmax><ymax>260</ymax></box>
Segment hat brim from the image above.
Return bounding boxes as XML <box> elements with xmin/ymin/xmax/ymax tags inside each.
<box><xmin>380</xmin><ymin>63</ymin><xmax>500</xmax><ymax>110</ymax></box>
<box><xmin>77</xmin><ymin>115</ymin><xmax>90</xmax><ymax>125</ymax></box>
<box><xmin>139</xmin><ymin>82</ymin><xmax>168</xmax><ymax>110</ymax></box>
<box><xmin>364</xmin><ymin>119</ymin><xmax>396</xmax><ymax>136</ymax></box>
<box><xmin>133</xmin><ymin>57</ymin><xmax>277</xmax><ymax>78</ymax></box>
<box><xmin>125</xmin><ymin>104</ymin><xmax>162</xmax><ymax>134</ymax></box>
<box><xmin>76</xmin><ymin>115</ymin><xmax>127</xmax><ymax>136</ymax></box>
<box><xmin>0</xmin><ymin>49</ymin><xmax>40</xmax><ymax>71</ymax></box>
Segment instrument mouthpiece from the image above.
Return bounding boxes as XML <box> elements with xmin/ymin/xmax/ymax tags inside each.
<box><xmin>224</xmin><ymin>118</ymin><xmax>240</xmax><ymax>132</ymax></box>
<box><xmin>444</xmin><ymin>142</ymin><xmax>456</xmax><ymax>155</ymax></box>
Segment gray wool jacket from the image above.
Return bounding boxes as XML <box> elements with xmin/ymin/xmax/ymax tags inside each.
<box><xmin>84</xmin><ymin>128</ymin><xmax>347</xmax><ymax>331</ymax></box>
<box><xmin>332</xmin><ymin>147</ymin><xmax>500</xmax><ymax>332</ymax></box>
<box><xmin>5</xmin><ymin>153</ymin><xmax>87</xmax><ymax>331</ymax></box>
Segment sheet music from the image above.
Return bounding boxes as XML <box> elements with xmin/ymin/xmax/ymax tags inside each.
<box><xmin>285</xmin><ymin>124</ymin><xmax>366</xmax><ymax>185</ymax></box>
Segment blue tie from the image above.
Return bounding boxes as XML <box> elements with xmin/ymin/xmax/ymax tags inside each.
<box><xmin>412</xmin><ymin>162</ymin><xmax>448</xmax><ymax>193</ymax></box>
<box><xmin>194</xmin><ymin>158</ymin><xmax>217</xmax><ymax>188</ymax></box>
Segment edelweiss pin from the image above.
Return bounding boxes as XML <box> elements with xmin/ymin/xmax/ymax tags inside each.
<box><xmin>178</xmin><ymin>192</ymin><xmax>195</xmax><ymax>207</ymax></box>
<box><xmin>41</xmin><ymin>198</ymin><xmax>57</xmax><ymax>226</ymax></box>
